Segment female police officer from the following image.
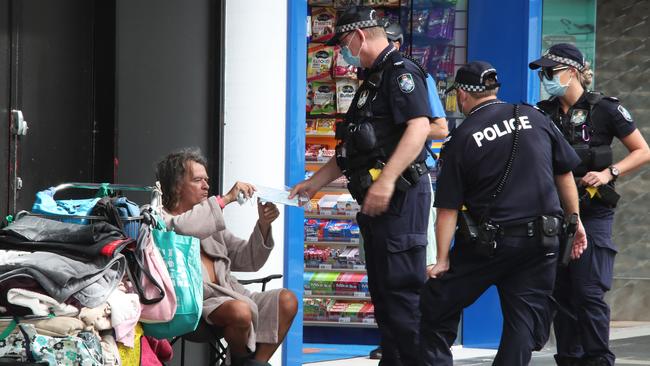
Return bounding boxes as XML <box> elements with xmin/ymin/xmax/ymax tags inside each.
<box><xmin>420</xmin><ymin>61</ymin><xmax>587</xmax><ymax>366</ymax></box>
<box><xmin>530</xmin><ymin>43</ymin><xmax>650</xmax><ymax>366</ymax></box>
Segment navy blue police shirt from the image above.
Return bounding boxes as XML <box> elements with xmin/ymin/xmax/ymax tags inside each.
<box><xmin>537</xmin><ymin>92</ymin><xmax>637</xmax><ymax>217</ymax></box>
<box><xmin>356</xmin><ymin>45</ymin><xmax>433</xmax><ymax>162</ymax></box>
<box><xmin>434</xmin><ymin>100</ymin><xmax>581</xmax><ymax>224</ymax></box>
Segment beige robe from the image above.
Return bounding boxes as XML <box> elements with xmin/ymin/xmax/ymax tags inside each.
<box><xmin>162</xmin><ymin>197</ymin><xmax>281</xmax><ymax>351</ymax></box>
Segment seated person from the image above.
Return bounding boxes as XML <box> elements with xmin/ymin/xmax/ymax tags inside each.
<box><xmin>156</xmin><ymin>148</ymin><xmax>298</xmax><ymax>366</ymax></box>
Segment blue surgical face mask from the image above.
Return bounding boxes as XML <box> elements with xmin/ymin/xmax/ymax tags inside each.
<box><xmin>542</xmin><ymin>72</ymin><xmax>573</xmax><ymax>97</ymax></box>
<box><xmin>341</xmin><ymin>33</ymin><xmax>362</xmax><ymax>67</ymax></box>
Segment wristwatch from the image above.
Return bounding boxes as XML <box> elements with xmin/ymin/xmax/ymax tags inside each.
<box><xmin>608</xmin><ymin>165</ymin><xmax>620</xmax><ymax>182</ymax></box>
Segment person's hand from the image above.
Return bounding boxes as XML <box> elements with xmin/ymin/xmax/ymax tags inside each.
<box><xmin>257</xmin><ymin>199</ymin><xmax>280</xmax><ymax>236</ymax></box>
<box><xmin>427</xmin><ymin>259</ymin><xmax>449</xmax><ymax>278</ymax></box>
<box><xmin>361</xmin><ymin>177</ymin><xmax>395</xmax><ymax>217</ymax></box>
<box><xmin>571</xmin><ymin>219</ymin><xmax>588</xmax><ymax>259</ymax></box>
<box><xmin>288</xmin><ymin>179</ymin><xmax>319</xmax><ymax>202</ymax></box>
<box><xmin>580</xmin><ymin>170</ymin><xmax>612</xmax><ymax>187</ymax></box>
<box><xmin>223</xmin><ymin>181</ymin><xmax>256</xmax><ymax>206</ymax></box>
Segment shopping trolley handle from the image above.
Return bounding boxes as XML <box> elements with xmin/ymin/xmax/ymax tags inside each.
<box><xmin>52</xmin><ymin>182</ymin><xmax>156</xmax><ymax>193</ymax></box>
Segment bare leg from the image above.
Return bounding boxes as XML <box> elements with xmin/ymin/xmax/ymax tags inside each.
<box><xmin>208</xmin><ymin>299</ymin><xmax>253</xmax><ymax>357</ymax></box>
<box><xmin>254</xmin><ymin>290</ymin><xmax>298</xmax><ymax>362</ymax></box>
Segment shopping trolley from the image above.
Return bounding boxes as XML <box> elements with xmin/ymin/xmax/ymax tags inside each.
<box><xmin>18</xmin><ymin>182</ymin><xmax>161</xmax><ymax>240</ymax></box>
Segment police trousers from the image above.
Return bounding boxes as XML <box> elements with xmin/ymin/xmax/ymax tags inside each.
<box><xmin>357</xmin><ymin>176</ymin><xmax>430</xmax><ymax>366</ymax></box>
<box><xmin>420</xmin><ymin>235</ymin><xmax>559</xmax><ymax>366</ymax></box>
<box><xmin>554</xmin><ymin>214</ymin><xmax>616</xmax><ymax>365</ymax></box>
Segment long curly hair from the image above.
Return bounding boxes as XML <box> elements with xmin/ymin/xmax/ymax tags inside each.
<box><xmin>155</xmin><ymin>147</ymin><xmax>208</xmax><ymax>210</ymax></box>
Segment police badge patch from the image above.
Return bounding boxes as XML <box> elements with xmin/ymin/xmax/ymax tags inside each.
<box><xmin>357</xmin><ymin>89</ymin><xmax>369</xmax><ymax>108</ymax></box>
<box><xmin>617</xmin><ymin>105</ymin><xmax>633</xmax><ymax>122</ymax></box>
<box><xmin>397</xmin><ymin>73</ymin><xmax>415</xmax><ymax>93</ymax></box>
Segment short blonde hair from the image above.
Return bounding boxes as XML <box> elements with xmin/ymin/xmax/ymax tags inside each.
<box><xmin>362</xmin><ymin>26</ymin><xmax>387</xmax><ymax>40</ymax></box>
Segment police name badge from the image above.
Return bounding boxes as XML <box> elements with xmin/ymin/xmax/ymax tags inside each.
<box><xmin>397</xmin><ymin>73</ymin><xmax>415</xmax><ymax>93</ymax></box>
<box><xmin>617</xmin><ymin>105</ymin><xmax>633</xmax><ymax>122</ymax></box>
<box><xmin>357</xmin><ymin>89</ymin><xmax>369</xmax><ymax>108</ymax></box>
<box><xmin>570</xmin><ymin>109</ymin><xmax>588</xmax><ymax>125</ymax></box>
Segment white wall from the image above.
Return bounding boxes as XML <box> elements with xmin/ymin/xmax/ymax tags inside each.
<box><xmin>222</xmin><ymin>3</ymin><xmax>287</xmax><ymax>363</ymax></box>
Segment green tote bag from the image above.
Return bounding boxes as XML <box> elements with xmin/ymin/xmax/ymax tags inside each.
<box><xmin>142</xmin><ymin>223</ymin><xmax>203</xmax><ymax>338</ymax></box>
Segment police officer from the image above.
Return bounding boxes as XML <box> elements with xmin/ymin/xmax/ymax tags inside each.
<box><xmin>364</xmin><ymin>21</ymin><xmax>450</xmax><ymax>363</ymax></box>
<box><xmin>290</xmin><ymin>6</ymin><xmax>433</xmax><ymax>366</ymax></box>
<box><xmin>420</xmin><ymin>61</ymin><xmax>588</xmax><ymax>365</ymax></box>
<box><xmin>529</xmin><ymin>43</ymin><xmax>650</xmax><ymax>366</ymax></box>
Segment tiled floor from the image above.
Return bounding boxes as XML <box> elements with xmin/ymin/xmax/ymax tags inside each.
<box><xmin>303</xmin><ymin>322</ymin><xmax>650</xmax><ymax>365</ymax></box>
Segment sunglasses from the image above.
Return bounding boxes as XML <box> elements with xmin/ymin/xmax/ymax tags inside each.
<box><xmin>538</xmin><ymin>66</ymin><xmax>569</xmax><ymax>81</ymax></box>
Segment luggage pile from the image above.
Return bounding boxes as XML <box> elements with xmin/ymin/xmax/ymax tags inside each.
<box><xmin>0</xmin><ymin>183</ymin><xmax>201</xmax><ymax>366</ymax></box>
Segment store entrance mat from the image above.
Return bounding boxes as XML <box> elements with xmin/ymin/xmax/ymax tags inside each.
<box><xmin>303</xmin><ymin>343</ymin><xmax>376</xmax><ymax>363</ymax></box>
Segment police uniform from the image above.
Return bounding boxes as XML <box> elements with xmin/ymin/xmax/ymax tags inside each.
<box><xmin>328</xmin><ymin>6</ymin><xmax>433</xmax><ymax>366</ymax></box>
<box><xmin>419</xmin><ymin>61</ymin><xmax>581</xmax><ymax>366</ymax></box>
<box><xmin>530</xmin><ymin>43</ymin><xmax>637</xmax><ymax>366</ymax></box>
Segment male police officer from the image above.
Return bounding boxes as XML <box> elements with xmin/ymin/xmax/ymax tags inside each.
<box><xmin>530</xmin><ymin>43</ymin><xmax>650</xmax><ymax>366</ymax></box>
<box><xmin>363</xmin><ymin>20</ymin><xmax>449</xmax><ymax>363</ymax></box>
<box><xmin>290</xmin><ymin>6</ymin><xmax>432</xmax><ymax>366</ymax></box>
<box><xmin>420</xmin><ymin>61</ymin><xmax>588</xmax><ymax>365</ymax></box>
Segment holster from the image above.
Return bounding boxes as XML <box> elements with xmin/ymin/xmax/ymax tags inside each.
<box><xmin>536</xmin><ymin>215</ymin><xmax>561</xmax><ymax>249</ymax></box>
<box><xmin>457</xmin><ymin>210</ymin><xmax>497</xmax><ymax>257</ymax></box>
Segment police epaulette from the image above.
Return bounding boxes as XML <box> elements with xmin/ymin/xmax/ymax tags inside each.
<box><xmin>603</xmin><ymin>96</ymin><xmax>619</xmax><ymax>103</ymax></box>
<box><xmin>399</xmin><ymin>52</ymin><xmax>428</xmax><ymax>76</ymax></box>
<box><xmin>522</xmin><ymin>102</ymin><xmax>548</xmax><ymax>116</ymax></box>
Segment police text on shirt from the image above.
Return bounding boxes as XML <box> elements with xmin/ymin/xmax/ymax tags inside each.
<box><xmin>472</xmin><ymin>115</ymin><xmax>532</xmax><ymax>147</ymax></box>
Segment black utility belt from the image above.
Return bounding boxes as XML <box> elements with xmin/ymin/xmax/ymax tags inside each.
<box><xmin>457</xmin><ymin>213</ymin><xmax>561</xmax><ymax>257</ymax></box>
<box><xmin>499</xmin><ymin>216</ymin><xmax>562</xmax><ymax>237</ymax></box>
<box><xmin>345</xmin><ymin>160</ymin><xmax>427</xmax><ymax>203</ymax></box>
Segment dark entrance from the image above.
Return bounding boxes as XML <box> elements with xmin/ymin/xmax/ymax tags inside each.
<box><xmin>0</xmin><ymin>0</ymin><xmax>115</xmax><ymax>216</ymax></box>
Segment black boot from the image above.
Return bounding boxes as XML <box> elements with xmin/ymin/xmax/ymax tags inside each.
<box><xmin>369</xmin><ymin>346</ymin><xmax>382</xmax><ymax>360</ymax></box>
<box><xmin>554</xmin><ymin>354</ymin><xmax>582</xmax><ymax>366</ymax></box>
<box><xmin>581</xmin><ymin>356</ymin><xmax>609</xmax><ymax>366</ymax></box>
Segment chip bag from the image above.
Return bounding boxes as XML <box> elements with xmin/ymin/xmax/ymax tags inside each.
<box><xmin>308</xmin><ymin>44</ymin><xmax>334</xmax><ymax>81</ymax></box>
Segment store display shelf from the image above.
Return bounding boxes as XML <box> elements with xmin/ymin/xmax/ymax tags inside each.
<box><xmin>320</xmin><ymin>186</ymin><xmax>349</xmax><ymax>193</ymax></box>
<box><xmin>304</xmin><ymin>266</ymin><xmax>366</xmax><ymax>273</ymax></box>
<box><xmin>303</xmin><ymin>294</ymin><xmax>371</xmax><ymax>301</ymax></box>
<box><xmin>306</xmin><ymin>133</ymin><xmax>335</xmax><ymax>138</ymax></box>
<box><xmin>305</xmin><ymin>213</ymin><xmax>357</xmax><ymax>220</ymax></box>
<box><xmin>304</xmin><ymin>241</ymin><xmax>360</xmax><ymax>247</ymax></box>
<box><xmin>305</xmin><ymin>160</ymin><xmax>328</xmax><ymax>166</ymax></box>
<box><xmin>303</xmin><ymin>320</ymin><xmax>377</xmax><ymax>328</ymax></box>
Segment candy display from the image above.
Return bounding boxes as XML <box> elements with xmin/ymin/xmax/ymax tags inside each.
<box><xmin>336</xmin><ymin>79</ymin><xmax>359</xmax><ymax>113</ymax></box>
<box><xmin>307</xmin><ymin>44</ymin><xmax>334</xmax><ymax>82</ymax></box>
<box><xmin>427</xmin><ymin>7</ymin><xmax>455</xmax><ymax>40</ymax></box>
<box><xmin>308</xmin><ymin>0</ymin><xmax>333</xmax><ymax>5</ymax></box>
<box><xmin>336</xmin><ymin>194</ymin><xmax>360</xmax><ymax>215</ymax></box>
<box><xmin>311</xmin><ymin>7</ymin><xmax>336</xmax><ymax>43</ymax></box>
<box><xmin>334</xmin><ymin>0</ymin><xmax>362</xmax><ymax>8</ymax></box>
<box><xmin>304</xmin><ymin>272</ymin><xmax>370</xmax><ymax>297</ymax></box>
<box><xmin>316</xmin><ymin>118</ymin><xmax>336</xmax><ymax>135</ymax></box>
<box><xmin>311</xmin><ymin>81</ymin><xmax>337</xmax><ymax>115</ymax></box>
<box><xmin>304</xmin><ymin>245</ymin><xmax>363</xmax><ymax>269</ymax></box>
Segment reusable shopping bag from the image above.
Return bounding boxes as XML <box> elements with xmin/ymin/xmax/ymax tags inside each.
<box><xmin>31</xmin><ymin>188</ymin><xmax>101</xmax><ymax>224</ymax></box>
<box><xmin>142</xmin><ymin>222</ymin><xmax>202</xmax><ymax>338</ymax></box>
<box><xmin>132</xmin><ymin>221</ymin><xmax>177</xmax><ymax>322</ymax></box>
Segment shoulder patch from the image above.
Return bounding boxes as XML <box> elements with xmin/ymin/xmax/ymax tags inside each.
<box><xmin>617</xmin><ymin>105</ymin><xmax>633</xmax><ymax>122</ymax></box>
<box><xmin>397</xmin><ymin>73</ymin><xmax>415</xmax><ymax>93</ymax></box>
